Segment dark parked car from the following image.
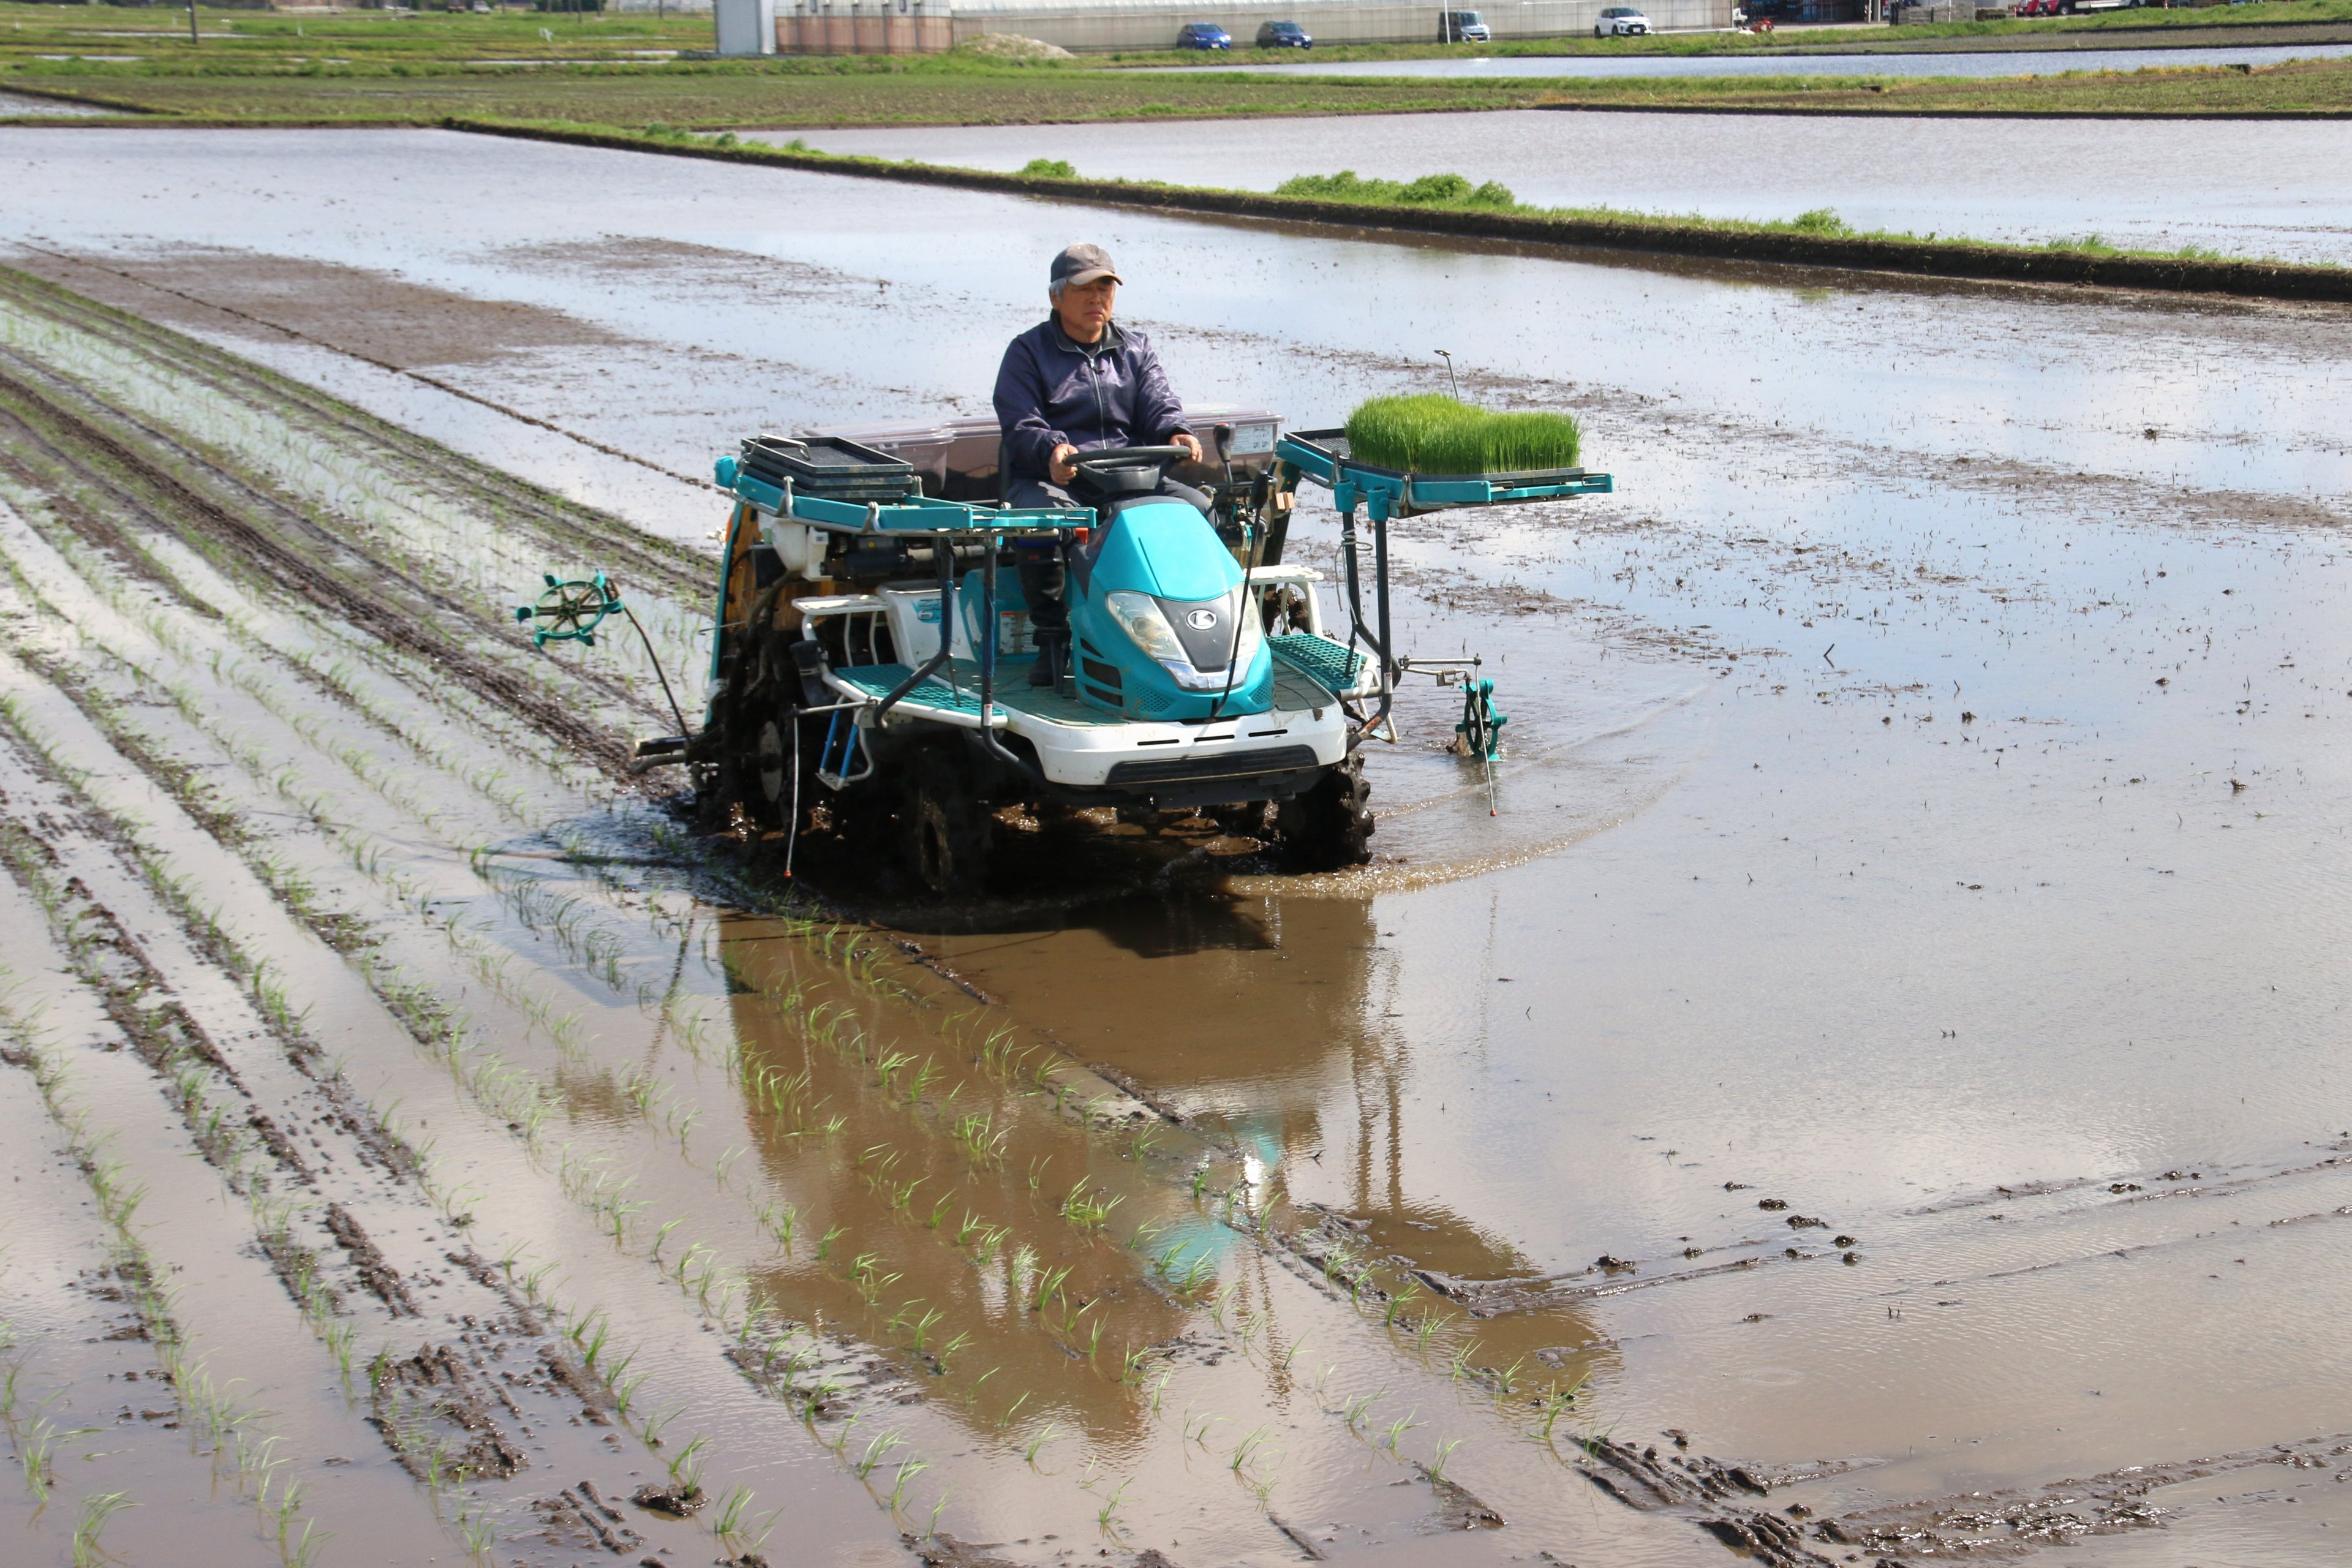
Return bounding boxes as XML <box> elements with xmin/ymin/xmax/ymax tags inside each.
<box><xmin>1176</xmin><ymin>21</ymin><xmax>1232</xmax><ymax>48</ymax></box>
<box><xmin>1256</xmin><ymin>19</ymin><xmax>1313</xmax><ymax>47</ymax></box>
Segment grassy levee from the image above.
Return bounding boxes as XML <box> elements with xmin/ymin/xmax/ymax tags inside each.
<box><xmin>12</xmin><ymin>53</ymin><xmax>2352</xmax><ymax>124</ymax></box>
<box><xmin>443</xmin><ymin>116</ymin><xmax>2352</xmax><ymax>300</ymax></box>
<box><xmin>4</xmin><ymin>0</ymin><xmax>2352</xmax><ymax>127</ymax></box>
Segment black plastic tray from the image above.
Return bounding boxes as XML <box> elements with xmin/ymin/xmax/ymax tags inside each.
<box><xmin>740</xmin><ymin>435</ymin><xmax>918</xmax><ymax>500</ymax></box>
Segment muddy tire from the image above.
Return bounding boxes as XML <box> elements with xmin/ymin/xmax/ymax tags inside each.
<box><xmin>1277</xmin><ymin>750</ymin><xmax>1374</xmax><ymax>870</ymax></box>
<box><xmin>707</xmin><ymin>583</ymin><xmax>792</xmax><ymax>830</ymax></box>
<box><xmin>901</xmin><ymin>748</ymin><xmax>992</xmax><ymax>897</ymax></box>
<box><xmin>1209</xmin><ymin>800</ymin><xmax>1273</xmax><ymax>839</ymax></box>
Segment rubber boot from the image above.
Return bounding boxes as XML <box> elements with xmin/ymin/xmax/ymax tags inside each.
<box><xmin>1028</xmin><ymin>630</ymin><xmax>1067</xmax><ymax>689</ymax></box>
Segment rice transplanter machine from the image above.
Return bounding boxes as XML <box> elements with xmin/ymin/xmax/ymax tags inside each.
<box><xmin>639</xmin><ymin>412</ymin><xmax>1608</xmax><ymax>893</ymax></box>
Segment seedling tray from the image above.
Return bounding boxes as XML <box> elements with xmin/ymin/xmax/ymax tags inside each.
<box><xmin>1278</xmin><ymin>429</ymin><xmax>1609</xmax><ymax>516</ymax></box>
<box><xmin>739</xmin><ymin>434</ymin><xmax>918</xmax><ymax>501</ymax></box>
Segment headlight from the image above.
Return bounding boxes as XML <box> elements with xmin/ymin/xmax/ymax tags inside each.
<box><xmin>1106</xmin><ymin>590</ymin><xmax>1189</xmax><ymax>665</ymax></box>
<box><xmin>1106</xmin><ymin>588</ymin><xmax>1265</xmax><ymax>691</ymax></box>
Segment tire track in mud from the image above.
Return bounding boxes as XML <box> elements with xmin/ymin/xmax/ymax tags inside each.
<box><xmin>0</xmin><ymin>352</ymin><xmax>636</xmax><ymax>777</ymax></box>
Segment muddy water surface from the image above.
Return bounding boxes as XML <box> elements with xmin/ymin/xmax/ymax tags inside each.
<box><xmin>2</xmin><ymin>127</ymin><xmax>2350</xmax><ymax>1567</ymax></box>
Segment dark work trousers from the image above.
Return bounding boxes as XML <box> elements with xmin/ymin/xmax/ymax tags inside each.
<box><xmin>1006</xmin><ymin>475</ymin><xmax>1212</xmax><ymax>635</ymax></box>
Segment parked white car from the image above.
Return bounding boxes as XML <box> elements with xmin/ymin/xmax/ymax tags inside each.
<box><xmin>1594</xmin><ymin>5</ymin><xmax>1652</xmax><ymax>34</ymax></box>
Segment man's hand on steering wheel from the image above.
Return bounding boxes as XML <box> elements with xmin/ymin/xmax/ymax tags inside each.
<box><xmin>1050</xmin><ymin>432</ymin><xmax>1201</xmax><ymax>486</ymax></box>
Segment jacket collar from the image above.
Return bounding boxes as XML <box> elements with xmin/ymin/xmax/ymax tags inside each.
<box><xmin>1047</xmin><ymin>316</ymin><xmax>1125</xmax><ymax>357</ymax></box>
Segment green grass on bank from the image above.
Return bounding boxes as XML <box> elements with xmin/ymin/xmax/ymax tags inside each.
<box><xmin>5</xmin><ymin>0</ymin><xmax>2348</xmax><ymax>77</ymax></box>
<box><xmin>10</xmin><ymin>48</ymin><xmax>2352</xmax><ymax>122</ymax></box>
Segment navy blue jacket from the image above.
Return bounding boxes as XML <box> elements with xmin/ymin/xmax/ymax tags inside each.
<box><xmin>993</xmin><ymin>318</ymin><xmax>1189</xmax><ymax>486</ymax></box>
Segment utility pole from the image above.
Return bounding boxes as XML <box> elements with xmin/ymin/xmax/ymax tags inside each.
<box><xmin>188</xmin><ymin>0</ymin><xmax>198</xmax><ymax>47</ymax></box>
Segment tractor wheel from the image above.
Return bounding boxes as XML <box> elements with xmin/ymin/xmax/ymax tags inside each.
<box><xmin>901</xmin><ymin>748</ymin><xmax>992</xmax><ymax>897</ymax></box>
<box><xmin>1278</xmin><ymin>750</ymin><xmax>1374</xmax><ymax>870</ymax></box>
<box><xmin>708</xmin><ymin>582</ymin><xmax>791</xmax><ymax>831</ymax></box>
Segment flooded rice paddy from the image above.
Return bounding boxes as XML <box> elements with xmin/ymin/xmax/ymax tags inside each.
<box><xmin>1</xmin><ymin>126</ymin><xmax>2350</xmax><ymax>1567</ymax></box>
<box><xmin>784</xmin><ymin>110</ymin><xmax>2352</xmax><ymax>266</ymax></box>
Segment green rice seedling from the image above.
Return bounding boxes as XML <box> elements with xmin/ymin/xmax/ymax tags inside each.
<box><xmin>72</xmin><ymin>1487</ymin><xmax>133</xmax><ymax>1566</ymax></box>
<box><xmin>888</xmin><ymin>1457</ymin><xmax>929</xmax><ymax>1513</ymax></box>
<box><xmin>1178</xmin><ymin>1254</ymin><xmax>1216</xmax><ymax>1294</ymax></box>
<box><xmin>1430</xmin><ymin>1436</ymin><xmax>1463</xmax><ymax>1480</ymax></box>
<box><xmin>1382</xmin><ymin>1409</ymin><xmax>1423</xmax><ymax>1449</ymax></box>
<box><xmin>927</xmin><ymin>1490</ymin><xmax>951</xmax><ymax>1540</ymax></box>
<box><xmin>926</xmin><ymin>1193</ymin><xmax>954</xmax><ymax>1231</ymax></box>
<box><xmin>1096</xmin><ymin>1476</ymin><xmax>1130</xmax><ymax>1532</ymax></box>
<box><xmin>995</xmin><ymin>1390</ymin><xmax>1028</xmax><ymax>1430</ymax></box>
<box><xmin>1022</xmin><ymin>1420</ymin><xmax>1057</xmax><ymax>1466</ymax></box>
<box><xmin>1343</xmin><ymin>394</ymin><xmax>1581</xmax><ymax>477</ymax></box>
<box><xmin>953</xmin><ymin>1210</ymin><xmax>983</xmax><ymax>1248</ymax></box>
<box><xmin>904</xmin><ymin>1057</ymin><xmax>942</xmax><ymax>1104</ymax></box>
<box><xmin>1412</xmin><ymin>1309</ymin><xmax>1457</xmax><ymax>1354</ymax></box>
<box><xmin>933</xmin><ymin>1331</ymin><xmax>970</xmax><ymax>1371</ymax></box>
<box><xmin>1494</xmin><ymin>1354</ymin><xmax>1527</xmax><ymax>1395</ymax></box>
<box><xmin>666</xmin><ymin>1434</ymin><xmax>710</xmax><ymax>1494</ymax></box>
<box><xmin>1533</xmin><ymin>1374</ymin><xmax>1587</xmax><ymax>1441</ymax></box>
<box><xmin>816</xmin><ymin>1224</ymin><xmax>846</xmax><ymax>1262</ymax></box>
<box><xmin>1384</xmin><ymin>1276</ymin><xmax>1423</xmax><ymax>1329</ymax></box>
<box><xmin>1343</xmin><ymin>1388</ymin><xmax>1386</xmax><ymax>1430</ymax></box>
<box><xmin>1230</xmin><ymin>1425</ymin><xmax>1270</xmax><ymax>1474</ymax></box>
<box><xmin>853</xmin><ymin>1430</ymin><xmax>904</xmax><ymax>1480</ymax></box>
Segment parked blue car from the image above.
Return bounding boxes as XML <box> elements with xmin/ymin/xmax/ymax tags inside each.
<box><xmin>1175</xmin><ymin>22</ymin><xmax>1232</xmax><ymax>48</ymax></box>
<box><xmin>1256</xmin><ymin>19</ymin><xmax>1314</xmax><ymax>47</ymax></box>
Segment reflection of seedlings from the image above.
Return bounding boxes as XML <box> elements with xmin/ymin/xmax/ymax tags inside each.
<box><xmin>1210</xmin><ymin>1282</ymin><xmax>1240</xmax><ymax>1326</ymax></box>
<box><xmin>1182</xmin><ymin>1406</ymin><xmax>1224</xmax><ymax>1445</ymax></box>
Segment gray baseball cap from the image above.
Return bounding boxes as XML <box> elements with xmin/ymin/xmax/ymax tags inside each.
<box><xmin>1049</xmin><ymin>243</ymin><xmax>1121</xmax><ymax>288</ymax></box>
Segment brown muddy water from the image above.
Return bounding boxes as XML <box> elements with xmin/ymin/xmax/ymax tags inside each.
<box><xmin>1</xmin><ymin>127</ymin><xmax>2350</xmax><ymax>1568</ymax></box>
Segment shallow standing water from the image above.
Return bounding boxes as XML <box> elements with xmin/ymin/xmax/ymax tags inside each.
<box><xmin>4</xmin><ymin>126</ymin><xmax>2351</xmax><ymax>1567</ymax></box>
<box><xmin>783</xmin><ymin>108</ymin><xmax>2352</xmax><ymax>263</ymax></box>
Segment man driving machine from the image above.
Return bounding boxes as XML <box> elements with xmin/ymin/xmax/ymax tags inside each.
<box><xmin>993</xmin><ymin>243</ymin><xmax>1207</xmax><ymax>687</ymax></box>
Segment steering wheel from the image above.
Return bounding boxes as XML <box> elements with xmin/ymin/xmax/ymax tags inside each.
<box><xmin>1069</xmin><ymin>445</ymin><xmax>1190</xmax><ymax>470</ymax></box>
